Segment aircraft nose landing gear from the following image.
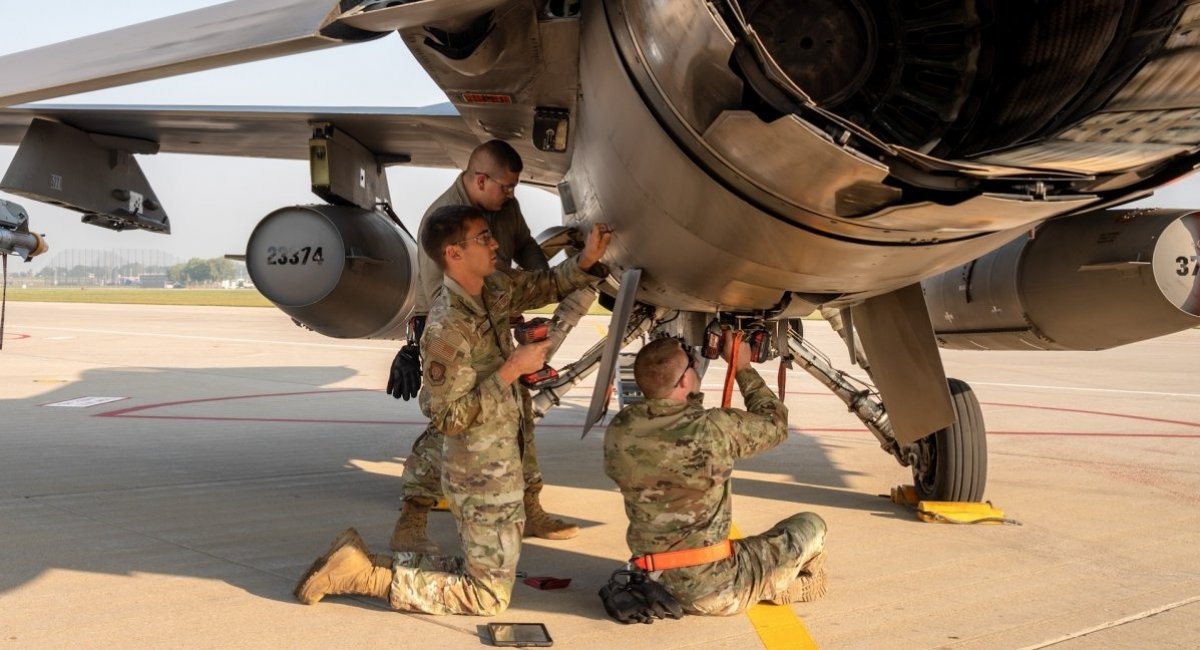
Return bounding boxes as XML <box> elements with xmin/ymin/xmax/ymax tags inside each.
<box><xmin>787</xmin><ymin>329</ymin><xmax>989</xmax><ymax>502</ymax></box>
<box><xmin>905</xmin><ymin>378</ymin><xmax>987</xmax><ymax>502</ymax></box>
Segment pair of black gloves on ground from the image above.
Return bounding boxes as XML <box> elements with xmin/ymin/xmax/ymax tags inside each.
<box><xmin>599</xmin><ymin>569</ymin><xmax>685</xmax><ymax>624</ymax></box>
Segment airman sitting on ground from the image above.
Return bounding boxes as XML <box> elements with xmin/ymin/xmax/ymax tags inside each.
<box><xmin>603</xmin><ymin>335</ymin><xmax>828</xmax><ymax>616</ymax></box>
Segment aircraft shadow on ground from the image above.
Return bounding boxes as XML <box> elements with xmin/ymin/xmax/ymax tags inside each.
<box><xmin>0</xmin><ymin>366</ymin><xmax>905</xmax><ymax>605</ymax></box>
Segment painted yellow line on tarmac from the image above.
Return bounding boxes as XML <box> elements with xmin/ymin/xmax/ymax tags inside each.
<box><xmin>730</xmin><ymin>523</ymin><xmax>820</xmax><ymax>650</ymax></box>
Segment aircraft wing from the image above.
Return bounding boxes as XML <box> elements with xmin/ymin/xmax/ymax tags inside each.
<box><xmin>0</xmin><ymin>1</ymin><xmax>579</xmax><ymax>182</ymax></box>
<box><xmin>0</xmin><ymin>103</ymin><xmax>480</xmax><ymax>171</ymax></box>
<box><xmin>0</xmin><ymin>0</ymin><xmax>509</xmax><ymax>107</ymax></box>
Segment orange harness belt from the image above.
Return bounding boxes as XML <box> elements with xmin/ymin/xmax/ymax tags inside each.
<box><xmin>632</xmin><ymin>539</ymin><xmax>733</xmax><ymax>572</ymax></box>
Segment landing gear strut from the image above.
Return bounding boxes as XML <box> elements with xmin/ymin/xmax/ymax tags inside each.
<box><xmin>786</xmin><ymin>330</ymin><xmax>988</xmax><ymax>501</ymax></box>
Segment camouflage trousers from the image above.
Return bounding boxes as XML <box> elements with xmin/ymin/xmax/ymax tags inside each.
<box><xmin>388</xmin><ymin>508</ymin><xmax>524</xmax><ymax>616</ymax></box>
<box><xmin>659</xmin><ymin>512</ymin><xmax>827</xmax><ymax>616</ymax></box>
<box><xmin>400</xmin><ymin>393</ymin><xmax>542</xmax><ymax>503</ymax></box>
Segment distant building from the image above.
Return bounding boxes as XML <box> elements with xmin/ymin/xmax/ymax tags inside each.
<box><xmin>140</xmin><ymin>273</ymin><xmax>168</xmax><ymax>288</ymax></box>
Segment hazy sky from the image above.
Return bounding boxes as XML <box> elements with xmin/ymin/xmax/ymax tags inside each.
<box><xmin>2</xmin><ymin>1</ymin><xmax>1199</xmax><ymax>273</ymax></box>
<box><xmin>0</xmin><ymin>0</ymin><xmax>563</xmax><ymax>271</ymax></box>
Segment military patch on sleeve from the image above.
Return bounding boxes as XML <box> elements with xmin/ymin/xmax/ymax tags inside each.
<box><xmin>428</xmin><ymin>361</ymin><xmax>446</xmax><ymax>385</ymax></box>
<box><xmin>426</xmin><ymin>335</ymin><xmax>459</xmax><ymax>364</ymax></box>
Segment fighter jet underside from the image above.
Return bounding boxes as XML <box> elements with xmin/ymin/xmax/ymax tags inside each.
<box><xmin>2</xmin><ymin>0</ymin><xmax>1198</xmax><ymax>501</ymax></box>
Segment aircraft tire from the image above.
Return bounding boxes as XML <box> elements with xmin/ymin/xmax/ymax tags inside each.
<box><xmin>911</xmin><ymin>378</ymin><xmax>987</xmax><ymax>502</ymax></box>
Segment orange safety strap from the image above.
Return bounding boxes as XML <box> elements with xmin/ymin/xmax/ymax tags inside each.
<box><xmin>721</xmin><ymin>331</ymin><xmax>743</xmax><ymax>408</ymax></box>
<box><xmin>632</xmin><ymin>539</ymin><xmax>733</xmax><ymax>572</ymax></box>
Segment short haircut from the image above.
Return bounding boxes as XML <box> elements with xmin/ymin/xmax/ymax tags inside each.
<box><xmin>633</xmin><ymin>337</ymin><xmax>689</xmax><ymax>399</ymax></box>
<box><xmin>471</xmin><ymin>139</ymin><xmax>524</xmax><ymax>175</ymax></box>
<box><xmin>420</xmin><ymin>204</ymin><xmax>485</xmax><ymax>270</ymax></box>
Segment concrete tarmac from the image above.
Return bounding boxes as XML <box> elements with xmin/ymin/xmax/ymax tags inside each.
<box><xmin>1</xmin><ymin>302</ymin><xmax>1198</xmax><ymax>649</ymax></box>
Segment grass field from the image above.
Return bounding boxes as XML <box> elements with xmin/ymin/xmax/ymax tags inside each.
<box><xmin>4</xmin><ymin>287</ymin><xmax>274</xmax><ymax>308</ymax></box>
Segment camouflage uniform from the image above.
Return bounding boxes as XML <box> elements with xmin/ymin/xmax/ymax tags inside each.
<box><xmin>412</xmin><ymin>175</ymin><xmax>547</xmax><ymax>314</ymax></box>
<box><xmin>603</xmin><ymin>369</ymin><xmax>827</xmax><ymax>616</ymax></box>
<box><xmin>402</xmin><ymin>175</ymin><xmax>549</xmax><ymax>507</ymax></box>
<box><xmin>388</xmin><ymin>257</ymin><xmax>602</xmax><ymax>615</ymax></box>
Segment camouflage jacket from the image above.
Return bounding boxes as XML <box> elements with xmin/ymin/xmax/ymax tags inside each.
<box><xmin>603</xmin><ymin>369</ymin><xmax>789</xmax><ymax>557</ymax></box>
<box><xmin>413</xmin><ymin>175</ymin><xmax>548</xmax><ymax>314</ymax></box>
<box><xmin>418</xmin><ymin>257</ymin><xmax>601</xmax><ymax>509</ymax></box>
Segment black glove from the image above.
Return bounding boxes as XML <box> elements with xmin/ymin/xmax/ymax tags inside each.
<box><xmin>599</xmin><ymin>575</ymin><xmax>653</xmax><ymax>624</ymax></box>
<box><xmin>598</xmin><ymin>569</ymin><xmax>684</xmax><ymax>624</ymax></box>
<box><xmin>629</xmin><ymin>572</ymin><xmax>684</xmax><ymax>621</ymax></box>
<box><xmin>386</xmin><ymin>344</ymin><xmax>421</xmax><ymax>400</ymax></box>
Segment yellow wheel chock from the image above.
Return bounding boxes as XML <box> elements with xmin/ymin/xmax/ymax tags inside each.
<box><xmin>888</xmin><ymin>484</ymin><xmax>1020</xmax><ymax>525</ymax></box>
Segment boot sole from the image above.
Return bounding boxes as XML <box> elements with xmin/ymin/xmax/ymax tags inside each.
<box><xmin>294</xmin><ymin>528</ymin><xmax>367</xmax><ymax>604</ymax></box>
<box><xmin>788</xmin><ymin>551</ymin><xmax>829</xmax><ymax>603</ymax></box>
<box><xmin>524</xmin><ymin>526</ymin><xmax>580</xmax><ymax>540</ymax></box>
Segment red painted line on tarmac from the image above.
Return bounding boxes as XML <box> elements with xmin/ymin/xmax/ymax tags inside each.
<box><xmin>104</xmin><ymin>414</ymin><xmax>411</xmax><ymax>425</ymax></box>
<box><xmin>2</xmin><ymin>332</ymin><xmax>31</xmax><ymax>340</ymax></box>
<box><xmin>787</xmin><ymin>427</ymin><xmax>1200</xmax><ymax>439</ymax></box>
<box><xmin>94</xmin><ymin>389</ymin><xmax>1200</xmax><ymax>438</ymax></box>
<box><xmin>984</xmin><ymin>431</ymin><xmax>1200</xmax><ymax>439</ymax></box>
<box><xmin>96</xmin><ymin>389</ymin><xmax>368</xmax><ymax>419</ymax></box>
<box><xmin>981</xmin><ymin>401</ymin><xmax>1200</xmax><ymax>429</ymax></box>
<box><xmin>787</xmin><ymin>393</ymin><xmax>1198</xmax><ymax>428</ymax></box>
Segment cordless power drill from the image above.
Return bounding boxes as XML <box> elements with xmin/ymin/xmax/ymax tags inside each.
<box><xmin>513</xmin><ymin>317</ymin><xmax>560</xmax><ymax>388</ymax></box>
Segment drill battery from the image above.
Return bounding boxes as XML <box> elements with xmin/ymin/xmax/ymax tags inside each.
<box><xmin>513</xmin><ymin>317</ymin><xmax>559</xmax><ymax>387</ymax></box>
<box><xmin>519</xmin><ymin>364</ymin><xmax>559</xmax><ymax>388</ymax></box>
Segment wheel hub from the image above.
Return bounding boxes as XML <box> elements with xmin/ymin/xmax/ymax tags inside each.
<box><xmin>909</xmin><ymin>438</ymin><xmax>937</xmax><ymax>496</ymax></box>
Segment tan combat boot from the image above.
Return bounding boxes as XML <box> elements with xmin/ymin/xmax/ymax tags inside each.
<box><xmin>523</xmin><ymin>490</ymin><xmax>580</xmax><ymax>540</ymax></box>
<box><xmin>295</xmin><ymin>528</ymin><xmax>393</xmax><ymax>605</ymax></box>
<box><xmin>783</xmin><ymin>551</ymin><xmax>828</xmax><ymax>603</ymax></box>
<box><xmin>389</xmin><ymin>497</ymin><xmax>440</xmax><ymax>554</ymax></box>
<box><xmin>780</xmin><ymin>512</ymin><xmax>828</xmax><ymax>603</ymax></box>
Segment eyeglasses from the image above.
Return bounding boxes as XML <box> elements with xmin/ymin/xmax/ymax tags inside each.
<box><xmin>455</xmin><ymin>228</ymin><xmax>495</xmax><ymax>248</ymax></box>
<box><xmin>675</xmin><ymin>338</ymin><xmax>697</xmax><ymax>387</ymax></box>
<box><xmin>475</xmin><ymin>170</ymin><xmax>518</xmax><ymax>194</ymax></box>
